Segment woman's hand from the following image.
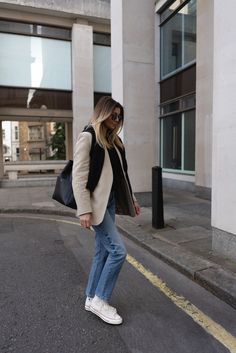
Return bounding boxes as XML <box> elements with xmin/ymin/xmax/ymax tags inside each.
<box><xmin>80</xmin><ymin>213</ymin><xmax>92</xmax><ymax>229</ymax></box>
<box><xmin>134</xmin><ymin>201</ymin><xmax>141</xmax><ymax>216</ymax></box>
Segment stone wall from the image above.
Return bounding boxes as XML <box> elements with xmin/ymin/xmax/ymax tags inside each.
<box><xmin>0</xmin><ymin>0</ymin><xmax>110</xmax><ymax>19</ymax></box>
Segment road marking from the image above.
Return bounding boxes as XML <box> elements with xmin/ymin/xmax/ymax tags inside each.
<box><xmin>1</xmin><ymin>213</ymin><xmax>236</xmax><ymax>352</ymax></box>
<box><xmin>126</xmin><ymin>254</ymin><xmax>236</xmax><ymax>353</ymax></box>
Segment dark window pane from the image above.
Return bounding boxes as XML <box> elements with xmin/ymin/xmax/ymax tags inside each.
<box><xmin>184</xmin><ymin>110</ymin><xmax>195</xmax><ymax>171</ymax></box>
<box><xmin>94</xmin><ymin>92</ymin><xmax>111</xmax><ymax>107</ymax></box>
<box><xmin>160</xmin><ymin>64</ymin><xmax>196</xmax><ymax>103</ymax></box>
<box><xmin>0</xmin><ymin>20</ymin><xmax>71</xmax><ymax>40</ymax></box>
<box><xmin>162</xmin><ymin>114</ymin><xmax>182</xmax><ymax>169</ymax></box>
<box><xmin>0</xmin><ymin>87</ymin><xmax>72</xmax><ymax>110</ymax></box>
<box><xmin>36</xmin><ymin>25</ymin><xmax>71</xmax><ymax>40</ymax></box>
<box><xmin>182</xmin><ymin>94</ymin><xmax>195</xmax><ymax>109</ymax></box>
<box><xmin>161</xmin><ymin>100</ymin><xmax>180</xmax><ymax>115</ymax></box>
<box><xmin>0</xmin><ymin>20</ymin><xmax>33</xmax><ymax>35</ymax></box>
<box><xmin>93</xmin><ymin>32</ymin><xmax>111</xmax><ymax>46</ymax></box>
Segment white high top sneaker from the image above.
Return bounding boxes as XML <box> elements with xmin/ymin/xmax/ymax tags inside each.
<box><xmin>89</xmin><ymin>295</ymin><xmax>123</xmax><ymax>325</ymax></box>
<box><xmin>85</xmin><ymin>296</ymin><xmax>117</xmax><ymax>312</ymax></box>
<box><xmin>85</xmin><ymin>297</ymin><xmax>93</xmax><ymax>311</ymax></box>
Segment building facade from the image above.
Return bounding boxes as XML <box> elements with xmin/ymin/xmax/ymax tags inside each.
<box><xmin>2</xmin><ymin>121</ymin><xmax>19</xmax><ymax>161</ymax></box>
<box><xmin>0</xmin><ymin>0</ymin><xmax>236</xmax><ymax>261</ymax></box>
<box><xmin>0</xmin><ymin>0</ymin><xmax>111</xmax><ymax>175</ymax></box>
<box><xmin>155</xmin><ymin>0</ymin><xmax>236</xmax><ymax>261</ymax></box>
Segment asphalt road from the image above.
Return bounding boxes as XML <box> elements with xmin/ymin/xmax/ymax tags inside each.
<box><xmin>0</xmin><ymin>214</ymin><xmax>236</xmax><ymax>353</ymax></box>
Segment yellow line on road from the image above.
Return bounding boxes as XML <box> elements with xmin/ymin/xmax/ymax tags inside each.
<box><xmin>1</xmin><ymin>214</ymin><xmax>236</xmax><ymax>352</ymax></box>
<box><xmin>126</xmin><ymin>254</ymin><xmax>236</xmax><ymax>353</ymax></box>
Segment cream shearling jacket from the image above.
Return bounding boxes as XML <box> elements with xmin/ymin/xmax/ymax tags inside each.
<box><xmin>72</xmin><ymin>131</ymin><xmax>136</xmax><ymax>226</ymax></box>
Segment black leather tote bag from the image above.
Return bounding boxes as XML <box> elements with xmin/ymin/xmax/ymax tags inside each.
<box><xmin>52</xmin><ymin>160</ymin><xmax>77</xmax><ymax>209</ymax></box>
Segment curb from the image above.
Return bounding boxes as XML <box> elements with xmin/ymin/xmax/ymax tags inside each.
<box><xmin>1</xmin><ymin>207</ymin><xmax>235</xmax><ymax>310</ymax></box>
<box><xmin>0</xmin><ymin>208</ymin><xmax>75</xmax><ymax>218</ymax></box>
<box><xmin>117</xmin><ymin>223</ymin><xmax>236</xmax><ymax>310</ymax></box>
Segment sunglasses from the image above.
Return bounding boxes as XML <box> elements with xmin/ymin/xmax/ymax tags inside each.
<box><xmin>110</xmin><ymin>112</ymin><xmax>123</xmax><ymax>122</ymax></box>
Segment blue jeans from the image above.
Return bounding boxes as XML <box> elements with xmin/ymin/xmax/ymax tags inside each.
<box><xmin>86</xmin><ymin>192</ymin><xmax>127</xmax><ymax>301</ymax></box>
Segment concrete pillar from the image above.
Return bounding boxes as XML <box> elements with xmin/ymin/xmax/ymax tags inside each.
<box><xmin>72</xmin><ymin>23</ymin><xmax>94</xmax><ymax>148</ymax></box>
<box><xmin>211</xmin><ymin>0</ymin><xmax>236</xmax><ymax>261</ymax></box>
<box><xmin>65</xmin><ymin>122</ymin><xmax>73</xmax><ymax>160</ymax></box>
<box><xmin>0</xmin><ymin>121</ymin><xmax>4</xmax><ymax>179</ymax></box>
<box><xmin>111</xmin><ymin>0</ymin><xmax>156</xmax><ymax>195</ymax></box>
<box><xmin>195</xmin><ymin>0</ymin><xmax>214</xmax><ymax>199</ymax></box>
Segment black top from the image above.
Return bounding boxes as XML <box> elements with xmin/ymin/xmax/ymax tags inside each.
<box><xmin>108</xmin><ymin>147</ymin><xmax>123</xmax><ymax>191</ymax></box>
<box><xmin>84</xmin><ymin>126</ymin><xmax>133</xmax><ymax>200</ymax></box>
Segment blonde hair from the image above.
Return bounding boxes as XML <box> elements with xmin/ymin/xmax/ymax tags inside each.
<box><xmin>90</xmin><ymin>96</ymin><xmax>124</xmax><ymax>149</ymax></box>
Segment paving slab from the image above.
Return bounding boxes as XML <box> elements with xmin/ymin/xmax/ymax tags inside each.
<box><xmin>195</xmin><ymin>267</ymin><xmax>236</xmax><ymax>309</ymax></box>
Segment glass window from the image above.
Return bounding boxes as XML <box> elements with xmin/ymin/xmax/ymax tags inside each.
<box><xmin>0</xmin><ymin>33</ymin><xmax>71</xmax><ymax>90</ymax></box>
<box><xmin>162</xmin><ymin>114</ymin><xmax>182</xmax><ymax>170</ymax></box>
<box><xmin>161</xmin><ymin>12</ymin><xmax>183</xmax><ymax>77</ymax></box>
<box><xmin>183</xmin><ymin>110</ymin><xmax>195</xmax><ymax>171</ymax></box>
<box><xmin>182</xmin><ymin>94</ymin><xmax>195</xmax><ymax>109</ymax></box>
<box><xmin>93</xmin><ymin>32</ymin><xmax>111</xmax><ymax>46</ymax></box>
<box><xmin>161</xmin><ymin>109</ymin><xmax>195</xmax><ymax>172</ymax></box>
<box><xmin>160</xmin><ymin>94</ymin><xmax>195</xmax><ymax>115</ymax></box>
<box><xmin>0</xmin><ymin>20</ymin><xmax>71</xmax><ymax>40</ymax></box>
<box><xmin>93</xmin><ymin>45</ymin><xmax>111</xmax><ymax>93</ymax></box>
<box><xmin>28</xmin><ymin>126</ymin><xmax>44</xmax><ymax>141</ymax></box>
<box><xmin>161</xmin><ymin>100</ymin><xmax>180</xmax><ymax>115</ymax></box>
<box><xmin>94</xmin><ymin>92</ymin><xmax>111</xmax><ymax>107</ymax></box>
<box><xmin>160</xmin><ymin>0</ymin><xmax>196</xmax><ymax>79</ymax></box>
<box><xmin>183</xmin><ymin>0</ymin><xmax>196</xmax><ymax>64</ymax></box>
<box><xmin>0</xmin><ymin>87</ymin><xmax>72</xmax><ymax>110</ymax></box>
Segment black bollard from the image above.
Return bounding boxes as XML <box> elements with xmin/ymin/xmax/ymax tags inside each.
<box><xmin>152</xmin><ymin>166</ymin><xmax>164</xmax><ymax>229</ymax></box>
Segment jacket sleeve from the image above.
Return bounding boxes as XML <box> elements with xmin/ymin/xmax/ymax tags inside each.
<box><xmin>72</xmin><ymin>132</ymin><xmax>92</xmax><ymax>217</ymax></box>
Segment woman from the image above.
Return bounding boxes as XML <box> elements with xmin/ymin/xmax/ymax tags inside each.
<box><xmin>72</xmin><ymin>96</ymin><xmax>140</xmax><ymax>325</ymax></box>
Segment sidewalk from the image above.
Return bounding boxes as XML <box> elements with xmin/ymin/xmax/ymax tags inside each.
<box><xmin>0</xmin><ymin>185</ymin><xmax>235</xmax><ymax>309</ymax></box>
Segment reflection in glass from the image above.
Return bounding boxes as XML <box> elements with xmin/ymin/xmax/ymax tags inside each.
<box><xmin>183</xmin><ymin>0</ymin><xmax>196</xmax><ymax>64</ymax></box>
<box><xmin>161</xmin><ymin>13</ymin><xmax>182</xmax><ymax>77</ymax></box>
<box><xmin>0</xmin><ymin>87</ymin><xmax>72</xmax><ymax>110</ymax></box>
<box><xmin>93</xmin><ymin>45</ymin><xmax>111</xmax><ymax>93</ymax></box>
<box><xmin>160</xmin><ymin>0</ymin><xmax>196</xmax><ymax>78</ymax></box>
<box><xmin>0</xmin><ymin>33</ymin><xmax>71</xmax><ymax>90</ymax></box>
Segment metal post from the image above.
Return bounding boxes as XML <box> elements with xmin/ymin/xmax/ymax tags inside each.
<box><xmin>152</xmin><ymin>166</ymin><xmax>164</xmax><ymax>229</ymax></box>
